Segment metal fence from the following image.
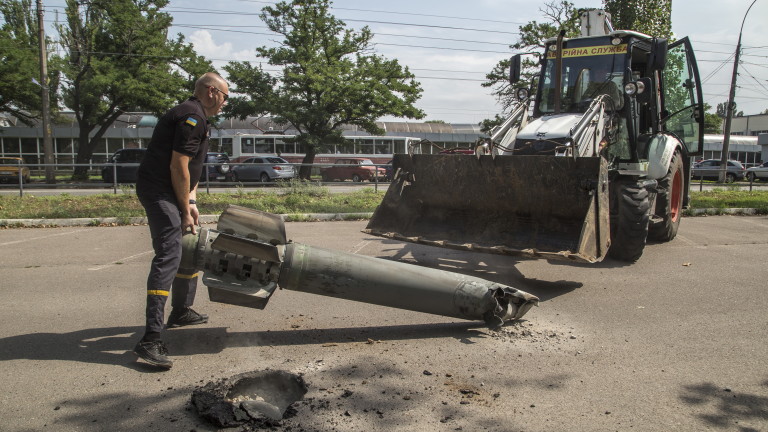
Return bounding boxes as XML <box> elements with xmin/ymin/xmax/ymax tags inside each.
<box><xmin>4</xmin><ymin>160</ymin><xmax>768</xmax><ymax>197</ymax></box>
<box><xmin>0</xmin><ymin>161</ymin><xmax>391</xmax><ymax>196</ymax></box>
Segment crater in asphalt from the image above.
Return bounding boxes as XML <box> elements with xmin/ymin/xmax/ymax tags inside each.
<box><xmin>192</xmin><ymin>370</ymin><xmax>308</xmax><ymax>428</ymax></box>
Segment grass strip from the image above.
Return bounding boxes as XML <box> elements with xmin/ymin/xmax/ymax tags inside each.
<box><xmin>1</xmin><ymin>186</ymin><xmax>767</xmax><ymax>221</ymax></box>
<box><xmin>0</xmin><ymin>183</ymin><xmax>384</xmax><ymax>220</ymax></box>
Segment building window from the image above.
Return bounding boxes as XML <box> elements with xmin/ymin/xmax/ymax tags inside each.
<box><xmin>20</xmin><ymin>138</ymin><xmax>38</xmax><ymax>155</ymax></box>
<box><xmin>254</xmin><ymin>138</ymin><xmax>273</xmax><ymax>153</ymax></box>
<box><xmin>242</xmin><ymin>138</ymin><xmax>255</xmax><ymax>154</ymax></box>
<box><xmin>5</xmin><ymin>137</ymin><xmax>20</xmax><ymax>155</ymax></box>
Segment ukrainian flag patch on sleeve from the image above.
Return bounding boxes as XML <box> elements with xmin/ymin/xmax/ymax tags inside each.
<box><xmin>185</xmin><ymin>117</ymin><xmax>198</xmax><ymax>127</ymax></box>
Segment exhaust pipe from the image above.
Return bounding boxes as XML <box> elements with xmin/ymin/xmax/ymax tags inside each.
<box><xmin>182</xmin><ymin>205</ymin><xmax>538</xmax><ymax>328</ymax></box>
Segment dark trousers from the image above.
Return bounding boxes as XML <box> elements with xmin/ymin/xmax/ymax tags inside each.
<box><xmin>138</xmin><ymin>193</ymin><xmax>199</xmax><ymax>337</ymax></box>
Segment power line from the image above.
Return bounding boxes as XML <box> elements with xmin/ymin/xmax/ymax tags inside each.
<box><xmin>162</xmin><ymin>8</ymin><xmax>521</xmax><ymax>35</ymax></box>
<box><xmin>740</xmin><ymin>65</ymin><xmax>768</xmax><ymax>96</ymax></box>
<box><xmin>701</xmin><ymin>52</ymin><xmax>734</xmax><ymax>84</ymax></box>
<box><xmin>171</xmin><ymin>24</ymin><xmax>515</xmax><ymax>55</ymax></box>
<box><xmin>172</xmin><ymin>23</ymin><xmax>513</xmax><ymax>46</ymax></box>
<box><xmin>371</xmin><ymin>42</ymin><xmax>510</xmax><ymax>55</ymax></box>
<box><xmin>741</xmin><ymin>61</ymin><xmax>768</xmax><ymax>70</ymax></box>
<box><xmin>232</xmin><ymin>0</ymin><xmax>526</xmax><ymax>26</ymax></box>
<box><xmin>704</xmin><ymin>93</ymin><xmax>766</xmax><ymax>101</ymax></box>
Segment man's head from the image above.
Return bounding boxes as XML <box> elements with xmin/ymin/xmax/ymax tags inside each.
<box><xmin>194</xmin><ymin>72</ymin><xmax>229</xmax><ymax>117</ymax></box>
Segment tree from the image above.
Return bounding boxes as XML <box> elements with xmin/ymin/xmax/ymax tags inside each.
<box><xmin>224</xmin><ymin>0</ymin><xmax>424</xmax><ymax>179</ymax></box>
<box><xmin>603</xmin><ymin>0</ymin><xmax>672</xmax><ymax>38</ymax></box>
<box><xmin>703</xmin><ymin>103</ymin><xmax>722</xmax><ymax>134</ymax></box>
<box><xmin>482</xmin><ymin>1</ymin><xmax>580</xmax><ymax>117</ymax></box>
<box><xmin>0</xmin><ymin>0</ymin><xmax>59</xmax><ymax>126</ymax></box>
<box><xmin>57</xmin><ymin>0</ymin><xmax>212</xmax><ymax>179</ymax></box>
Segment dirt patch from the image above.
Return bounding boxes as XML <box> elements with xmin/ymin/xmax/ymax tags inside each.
<box><xmin>488</xmin><ymin>320</ymin><xmax>582</xmax><ymax>352</ymax></box>
<box><xmin>192</xmin><ymin>370</ymin><xmax>308</xmax><ymax>429</ymax></box>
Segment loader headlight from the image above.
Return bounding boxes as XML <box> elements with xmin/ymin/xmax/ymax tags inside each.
<box><xmin>516</xmin><ymin>88</ymin><xmax>530</xmax><ymax>100</ymax></box>
<box><xmin>624</xmin><ymin>81</ymin><xmax>646</xmax><ymax>96</ymax></box>
<box><xmin>624</xmin><ymin>82</ymin><xmax>638</xmax><ymax>96</ymax></box>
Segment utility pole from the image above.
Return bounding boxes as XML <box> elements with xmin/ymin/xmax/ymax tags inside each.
<box><xmin>719</xmin><ymin>0</ymin><xmax>758</xmax><ymax>183</ymax></box>
<box><xmin>37</xmin><ymin>0</ymin><xmax>55</xmax><ymax>184</ymax></box>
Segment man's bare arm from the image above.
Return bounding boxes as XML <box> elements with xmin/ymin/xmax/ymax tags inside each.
<box><xmin>170</xmin><ymin>151</ymin><xmax>196</xmax><ymax>234</ymax></box>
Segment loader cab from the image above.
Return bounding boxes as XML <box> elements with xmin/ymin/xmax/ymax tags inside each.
<box><xmin>532</xmin><ymin>33</ymin><xmax>704</xmax><ymax>162</ymax></box>
<box><xmin>535</xmin><ymin>35</ymin><xmax>627</xmax><ymax>116</ymax></box>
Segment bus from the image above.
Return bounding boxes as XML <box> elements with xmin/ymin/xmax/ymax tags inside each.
<box><xmin>208</xmin><ymin>134</ymin><xmax>425</xmax><ymax>164</ymax></box>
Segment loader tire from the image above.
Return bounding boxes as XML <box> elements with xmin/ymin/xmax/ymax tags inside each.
<box><xmin>649</xmin><ymin>151</ymin><xmax>683</xmax><ymax>242</ymax></box>
<box><xmin>608</xmin><ymin>179</ymin><xmax>650</xmax><ymax>262</ymax></box>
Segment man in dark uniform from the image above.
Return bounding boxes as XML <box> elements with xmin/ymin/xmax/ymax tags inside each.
<box><xmin>133</xmin><ymin>72</ymin><xmax>229</xmax><ymax>369</ymax></box>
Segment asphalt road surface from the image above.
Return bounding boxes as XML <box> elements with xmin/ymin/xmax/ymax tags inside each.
<box><xmin>0</xmin><ymin>216</ymin><xmax>766</xmax><ymax>431</ymax></box>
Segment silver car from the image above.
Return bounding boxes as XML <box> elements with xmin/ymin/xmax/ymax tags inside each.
<box><xmin>230</xmin><ymin>156</ymin><xmax>295</xmax><ymax>182</ymax></box>
<box><xmin>746</xmin><ymin>161</ymin><xmax>768</xmax><ymax>182</ymax></box>
<box><xmin>691</xmin><ymin>159</ymin><xmax>746</xmax><ymax>183</ymax></box>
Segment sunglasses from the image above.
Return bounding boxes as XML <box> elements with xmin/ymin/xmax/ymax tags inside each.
<box><xmin>209</xmin><ymin>86</ymin><xmax>229</xmax><ymax>101</ymax></box>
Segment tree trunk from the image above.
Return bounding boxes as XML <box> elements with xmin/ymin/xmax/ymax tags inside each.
<box><xmin>72</xmin><ymin>128</ymin><xmax>94</xmax><ymax>180</ymax></box>
<box><xmin>71</xmin><ymin>110</ymin><xmax>123</xmax><ymax>180</ymax></box>
<box><xmin>299</xmin><ymin>146</ymin><xmax>317</xmax><ymax>180</ymax></box>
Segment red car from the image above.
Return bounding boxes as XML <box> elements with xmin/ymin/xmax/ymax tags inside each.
<box><xmin>320</xmin><ymin>158</ymin><xmax>387</xmax><ymax>182</ymax></box>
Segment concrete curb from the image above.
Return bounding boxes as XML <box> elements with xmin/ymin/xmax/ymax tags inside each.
<box><xmin>0</xmin><ymin>212</ymin><xmax>375</xmax><ymax>228</ymax></box>
<box><xmin>684</xmin><ymin>208</ymin><xmax>759</xmax><ymax>216</ymax></box>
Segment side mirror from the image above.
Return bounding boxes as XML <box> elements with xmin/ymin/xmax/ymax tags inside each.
<box><xmin>649</xmin><ymin>38</ymin><xmax>668</xmax><ymax>71</ymax></box>
<box><xmin>509</xmin><ymin>54</ymin><xmax>522</xmax><ymax>84</ymax></box>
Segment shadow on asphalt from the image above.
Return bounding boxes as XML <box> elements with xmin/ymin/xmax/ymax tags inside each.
<box><xmin>167</xmin><ymin>321</ymin><xmax>493</xmax><ymax>356</ymax></box>
<box><xmin>372</xmin><ymin>239</ymin><xmax>584</xmax><ymax>302</ymax></box>
<box><xmin>679</xmin><ymin>381</ymin><xmax>768</xmax><ymax>431</ymax></box>
<box><xmin>0</xmin><ymin>325</ymin><xmax>164</xmax><ymax>372</ymax></box>
<box><xmin>0</xmin><ymin>322</ymin><xmax>499</xmax><ymax>367</ymax></box>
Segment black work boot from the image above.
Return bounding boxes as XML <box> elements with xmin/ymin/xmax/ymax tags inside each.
<box><xmin>133</xmin><ymin>340</ymin><xmax>173</xmax><ymax>369</ymax></box>
<box><xmin>166</xmin><ymin>307</ymin><xmax>209</xmax><ymax>328</ymax></box>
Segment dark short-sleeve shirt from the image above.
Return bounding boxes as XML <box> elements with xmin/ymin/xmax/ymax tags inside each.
<box><xmin>137</xmin><ymin>97</ymin><xmax>209</xmax><ymax>199</ymax></box>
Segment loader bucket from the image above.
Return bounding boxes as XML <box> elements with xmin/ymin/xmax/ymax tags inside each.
<box><xmin>364</xmin><ymin>154</ymin><xmax>610</xmax><ymax>263</ymax></box>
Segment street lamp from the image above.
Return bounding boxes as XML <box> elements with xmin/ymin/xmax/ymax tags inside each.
<box><xmin>719</xmin><ymin>0</ymin><xmax>758</xmax><ymax>183</ymax></box>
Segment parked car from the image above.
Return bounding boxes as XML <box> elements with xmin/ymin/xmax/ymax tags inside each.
<box><xmin>320</xmin><ymin>158</ymin><xmax>387</xmax><ymax>182</ymax></box>
<box><xmin>691</xmin><ymin>159</ymin><xmax>746</xmax><ymax>183</ymax></box>
<box><xmin>0</xmin><ymin>157</ymin><xmax>31</xmax><ymax>183</ymax></box>
<box><xmin>746</xmin><ymin>161</ymin><xmax>768</xmax><ymax>182</ymax></box>
<box><xmin>201</xmin><ymin>152</ymin><xmax>231</xmax><ymax>182</ymax></box>
<box><xmin>230</xmin><ymin>156</ymin><xmax>295</xmax><ymax>182</ymax></box>
<box><xmin>383</xmin><ymin>159</ymin><xmax>393</xmax><ymax>181</ymax></box>
<box><xmin>101</xmin><ymin>148</ymin><xmax>147</xmax><ymax>183</ymax></box>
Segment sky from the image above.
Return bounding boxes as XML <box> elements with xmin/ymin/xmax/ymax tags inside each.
<box><xmin>42</xmin><ymin>0</ymin><xmax>768</xmax><ymax>124</ymax></box>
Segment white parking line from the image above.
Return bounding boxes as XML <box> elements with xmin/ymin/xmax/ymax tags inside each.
<box><xmin>349</xmin><ymin>240</ymin><xmax>371</xmax><ymax>255</ymax></box>
<box><xmin>0</xmin><ymin>229</ymin><xmax>88</xmax><ymax>247</ymax></box>
<box><xmin>88</xmin><ymin>250</ymin><xmax>154</xmax><ymax>271</ymax></box>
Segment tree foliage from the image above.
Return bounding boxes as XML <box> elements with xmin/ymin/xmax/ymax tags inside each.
<box><xmin>603</xmin><ymin>0</ymin><xmax>672</xmax><ymax>38</ymax></box>
<box><xmin>224</xmin><ymin>0</ymin><xmax>424</xmax><ymax>178</ymax></box>
<box><xmin>703</xmin><ymin>103</ymin><xmax>722</xmax><ymax>134</ymax></box>
<box><xmin>0</xmin><ymin>0</ymin><xmax>59</xmax><ymax>126</ymax></box>
<box><xmin>482</xmin><ymin>1</ymin><xmax>580</xmax><ymax>117</ymax></box>
<box><xmin>57</xmin><ymin>0</ymin><xmax>212</xmax><ymax>179</ymax></box>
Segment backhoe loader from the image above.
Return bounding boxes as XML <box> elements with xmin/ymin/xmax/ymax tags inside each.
<box><xmin>366</xmin><ymin>9</ymin><xmax>705</xmax><ymax>263</ymax></box>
